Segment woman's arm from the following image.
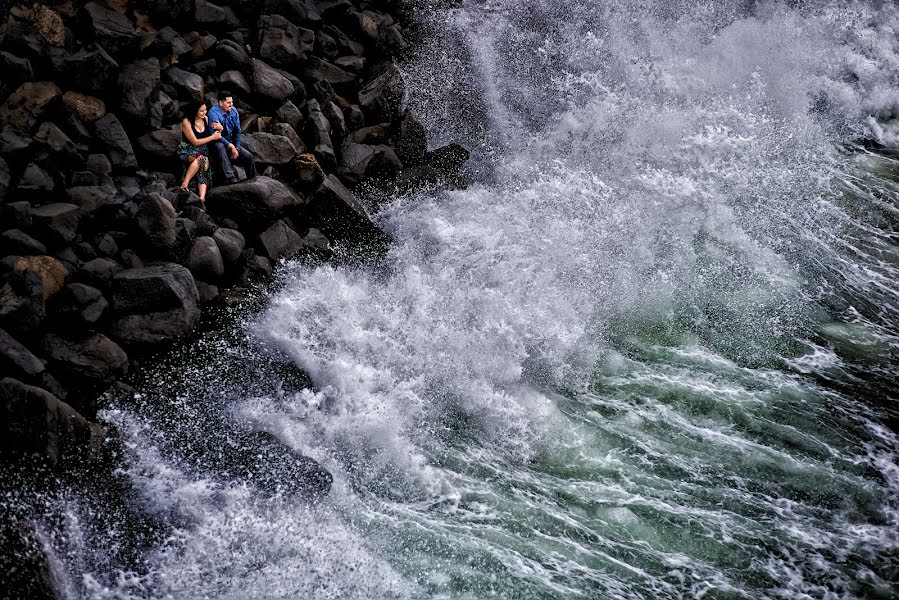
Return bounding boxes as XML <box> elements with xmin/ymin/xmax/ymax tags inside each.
<box><xmin>181</xmin><ymin>118</ymin><xmax>221</xmax><ymax>146</ymax></box>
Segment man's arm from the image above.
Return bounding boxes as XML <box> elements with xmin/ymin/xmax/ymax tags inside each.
<box><xmin>208</xmin><ymin>108</ymin><xmax>230</xmax><ymax>147</ymax></box>
<box><xmin>230</xmin><ymin>109</ymin><xmax>241</xmax><ymax>149</ymax></box>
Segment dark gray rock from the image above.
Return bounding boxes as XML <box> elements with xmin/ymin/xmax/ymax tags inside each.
<box><xmin>242</xmin><ymin>132</ymin><xmax>298</xmax><ymax>165</ymax></box>
<box><xmin>0</xmin><ymin>377</ymin><xmax>102</xmax><ymax>466</ymax></box>
<box><xmin>0</xmin><ymin>51</ymin><xmax>34</xmax><ymax>83</ymax></box>
<box><xmin>94</xmin><ymin>113</ymin><xmax>138</xmax><ymax>169</ymax></box>
<box><xmin>187</xmin><ymin>236</ymin><xmax>225</xmax><ymax>281</ymax></box>
<box><xmin>135</xmin><ymin>192</ymin><xmax>177</xmax><ymax>255</ymax></box>
<box><xmin>1</xmin><ymin>230</ymin><xmax>46</xmax><ymax>256</ymax></box>
<box><xmin>65</xmin><ymin>44</ymin><xmax>119</xmax><ymax>94</ymax></box>
<box><xmin>292</xmin><ymin>152</ymin><xmax>326</xmax><ymax>192</ymax></box>
<box><xmin>119</xmin><ymin>249</ymin><xmax>143</xmax><ymax>270</ymax></box>
<box><xmin>0</xmin><ymin>156</ymin><xmax>9</xmax><ymax>201</ymax></box>
<box><xmin>110</xmin><ymin>263</ymin><xmax>200</xmax><ymax>346</ymax></box>
<box><xmin>262</xmin><ymin>0</ymin><xmax>322</xmax><ymax>27</ymax></box>
<box><xmin>212</xmin><ymin>227</ymin><xmax>245</xmax><ymax>263</ymax></box>
<box><xmin>250</xmin><ymin>58</ymin><xmax>295</xmax><ymax>105</ymax></box>
<box><xmin>427</xmin><ymin>143</ymin><xmax>470</xmax><ymax>177</ymax></box>
<box><xmin>86</xmin><ymin>154</ymin><xmax>113</xmax><ymax>176</ymax></box>
<box><xmin>137</xmin><ymin>128</ymin><xmax>182</xmax><ymax>157</ymax></box>
<box><xmin>0</xmin><ymin>328</ymin><xmax>45</xmax><ymax>380</ymax></box>
<box><xmin>17</xmin><ymin>162</ymin><xmax>54</xmax><ymax>196</ymax></box>
<box><xmin>0</xmin><ymin>275</ymin><xmax>45</xmax><ymax>337</ymax></box>
<box><xmin>196</xmin><ymin>281</ymin><xmax>219</xmax><ymax>304</ymax></box>
<box><xmin>0</xmin><ymin>125</ymin><xmax>34</xmax><ymax>158</ymax></box>
<box><xmin>41</xmin><ymin>332</ymin><xmax>127</xmax><ymax>387</ymax></box>
<box><xmin>322</xmin><ymin>24</ymin><xmax>365</xmax><ymax>57</ymax></box>
<box><xmin>31</xmin><ymin>204</ymin><xmax>80</xmax><ymax>245</ymax></box>
<box><xmin>304</xmin><ymin>99</ymin><xmax>335</xmax><ymax>171</ymax></box>
<box><xmin>118</xmin><ymin>58</ymin><xmax>162</xmax><ymax>123</ymax></box>
<box><xmin>81</xmin><ymin>1</ymin><xmax>136</xmax><ymax>55</ymax></box>
<box><xmin>336</xmin><ymin>142</ymin><xmax>402</xmax><ymax>187</ymax></box>
<box><xmin>219</xmin><ymin>70</ymin><xmax>252</xmax><ymax>97</ymax></box>
<box><xmin>214</xmin><ymin>39</ymin><xmax>249</xmax><ymax>69</ymax></box>
<box><xmin>257</xmin><ymin>219</ymin><xmax>304</xmax><ymax>261</ymax></box>
<box><xmin>34</xmin><ymin>122</ymin><xmax>82</xmax><ymax>165</ymax></box>
<box><xmin>358</xmin><ymin>65</ymin><xmax>405</xmax><ymax>122</ymax></box>
<box><xmin>334</xmin><ymin>55</ymin><xmax>364</xmax><ymax>74</ymax></box>
<box><xmin>95</xmin><ymin>234</ymin><xmax>119</xmax><ymax>258</ymax></box>
<box><xmin>274</xmin><ymin>100</ymin><xmax>302</xmax><ymax>130</ymax></box>
<box><xmin>257</xmin><ymin>14</ymin><xmax>314</xmax><ymax>67</ymax></box>
<box><xmin>66</xmin><ymin>185</ymin><xmax>118</xmax><ymax>215</ymax></box>
<box><xmin>75</xmin><ymin>258</ymin><xmax>122</xmax><ymax>290</ymax></box>
<box><xmin>306</xmin><ymin>175</ymin><xmax>380</xmax><ymax>241</ymax></box>
<box><xmin>195</xmin><ymin>0</ymin><xmax>241</xmax><ymax>30</ymax></box>
<box><xmin>52</xmin><ymin>283</ymin><xmax>109</xmax><ymax>327</ymax></box>
<box><xmin>395</xmin><ymin>109</ymin><xmax>427</xmax><ymax>166</ymax></box>
<box><xmin>303</xmin><ymin>56</ymin><xmax>356</xmax><ymax>88</ymax></box>
<box><xmin>164</xmin><ymin>66</ymin><xmax>205</xmax><ymax>101</ymax></box>
<box><xmin>206</xmin><ymin>176</ymin><xmax>304</xmax><ymax>231</ymax></box>
<box><xmin>271</xmin><ymin>122</ymin><xmax>305</xmax><ymax>154</ymax></box>
<box><xmin>0</xmin><ymin>81</ymin><xmax>61</xmax><ymax>132</ymax></box>
<box><xmin>3</xmin><ymin>201</ymin><xmax>31</xmax><ymax>229</ymax></box>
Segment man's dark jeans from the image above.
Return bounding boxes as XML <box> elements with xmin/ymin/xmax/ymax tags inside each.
<box><xmin>209</xmin><ymin>143</ymin><xmax>257</xmax><ymax>182</ymax></box>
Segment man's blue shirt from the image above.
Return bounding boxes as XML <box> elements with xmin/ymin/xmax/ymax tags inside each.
<box><xmin>208</xmin><ymin>104</ymin><xmax>241</xmax><ymax>149</ymax></box>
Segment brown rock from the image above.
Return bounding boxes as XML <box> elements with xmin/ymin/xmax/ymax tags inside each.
<box><xmin>13</xmin><ymin>256</ymin><xmax>69</xmax><ymax>300</ymax></box>
<box><xmin>33</xmin><ymin>4</ymin><xmax>65</xmax><ymax>46</ymax></box>
<box><xmin>293</xmin><ymin>152</ymin><xmax>325</xmax><ymax>192</ymax></box>
<box><xmin>62</xmin><ymin>91</ymin><xmax>107</xmax><ymax>123</ymax></box>
<box><xmin>0</xmin><ymin>82</ymin><xmax>62</xmax><ymax>131</ymax></box>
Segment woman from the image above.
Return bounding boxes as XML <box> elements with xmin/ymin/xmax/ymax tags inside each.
<box><xmin>178</xmin><ymin>100</ymin><xmax>222</xmax><ymax>205</ymax></box>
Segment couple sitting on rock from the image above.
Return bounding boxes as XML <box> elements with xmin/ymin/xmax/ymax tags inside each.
<box><xmin>178</xmin><ymin>90</ymin><xmax>257</xmax><ymax>204</ymax></box>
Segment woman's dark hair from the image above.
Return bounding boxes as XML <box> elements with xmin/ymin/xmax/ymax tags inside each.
<box><xmin>187</xmin><ymin>99</ymin><xmax>209</xmax><ymax>119</ymax></box>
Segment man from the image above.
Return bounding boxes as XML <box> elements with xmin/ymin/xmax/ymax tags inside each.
<box><xmin>207</xmin><ymin>91</ymin><xmax>257</xmax><ymax>183</ymax></box>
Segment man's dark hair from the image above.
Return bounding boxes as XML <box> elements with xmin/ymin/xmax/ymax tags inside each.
<box><xmin>217</xmin><ymin>90</ymin><xmax>233</xmax><ymax>101</ymax></box>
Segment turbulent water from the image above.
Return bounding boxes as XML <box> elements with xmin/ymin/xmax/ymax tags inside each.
<box><xmin>14</xmin><ymin>1</ymin><xmax>899</xmax><ymax>598</ymax></box>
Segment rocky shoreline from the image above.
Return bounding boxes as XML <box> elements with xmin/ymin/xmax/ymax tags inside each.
<box><xmin>1</xmin><ymin>0</ymin><xmax>468</xmax><ymax>474</ymax></box>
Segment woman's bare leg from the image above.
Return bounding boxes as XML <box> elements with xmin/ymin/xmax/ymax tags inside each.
<box><xmin>198</xmin><ymin>183</ymin><xmax>207</xmax><ymax>203</ymax></box>
<box><xmin>180</xmin><ymin>157</ymin><xmax>199</xmax><ymax>190</ymax></box>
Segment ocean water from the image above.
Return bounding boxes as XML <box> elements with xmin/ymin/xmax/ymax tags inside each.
<box><xmin>14</xmin><ymin>1</ymin><xmax>899</xmax><ymax>598</ymax></box>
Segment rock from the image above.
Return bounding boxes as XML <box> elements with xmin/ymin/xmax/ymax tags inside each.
<box><xmin>307</xmin><ymin>175</ymin><xmax>380</xmax><ymax>241</ymax></box>
<box><xmin>0</xmin><ymin>51</ymin><xmax>34</xmax><ymax>83</ymax></box>
<box><xmin>214</xmin><ymin>39</ymin><xmax>249</xmax><ymax>69</ymax></box>
<box><xmin>118</xmin><ymin>58</ymin><xmax>161</xmax><ymax>123</ymax></box>
<box><xmin>190</xmin><ymin>33</ymin><xmax>217</xmax><ymax>59</ymax></box>
<box><xmin>292</xmin><ymin>152</ymin><xmax>326</xmax><ymax>192</ymax></box>
<box><xmin>206</xmin><ymin>176</ymin><xmax>304</xmax><ymax>231</ymax></box>
<box><xmin>274</xmin><ymin>100</ymin><xmax>302</xmax><ymax>130</ymax></box>
<box><xmin>1</xmin><ymin>230</ymin><xmax>46</xmax><ymax>256</ymax></box>
<box><xmin>394</xmin><ymin>164</ymin><xmax>442</xmax><ymax>192</ymax></box>
<box><xmin>212</xmin><ymin>227</ymin><xmax>245</xmax><ymax>263</ymax></box>
<box><xmin>62</xmin><ymin>91</ymin><xmax>107</xmax><ymax>123</ymax></box>
<box><xmin>95</xmin><ymin>233</ymin><xmax>118</xmax><ymax>258</ymax></box>
<box><xmin>137</xmin><ymin>128</ymin><xmax>182</xmax><ymax>157</ymax></box>
<box><xmin>337</xmin><ymin>142</ymin><xmax>403</xmax><ymax>187</ymax></box>
<box><xmin>324</xmin><ymin>101</ymin><xmax>347</xmax><ymax>142</ymax></box>
<box><xmin>0</xmin><ymin>126</ymin><xmax>34</xmax><ymax>159</ymax></box>
<box><xmin>395</xmin><ymin>109</ymin><xmax>427</xmax><ymax>165</ymax></box>
<box><xmin>31</xmin><ymin>203</ymin><xmax>80</xmax><ymax>245</ymax></box>
<box><xmin>17</xmin><ymin>162</ymin><xmax>54</xmax><ymax>196</ymax></box>
<box><xmin>322</xmin><ymin>24</ymin><xmax>364</xmax><ymax>57</ymax></box>
<box><xmin>427</xmin><ymin>143</ymin><xmax>470</xmax><ymax>176</ymax></box>
<box><xmin>347</xmin><ymin>123</ymin><xmax>389</xmax><ymax>145</ymax></box>
<box><xmin>262</xmin><ymin>0</ymin><xmax>322</xmax><ymax>27</ymax></box>
<box><xmin>303</xmin><ymin>99</ymin><xmax>335</xmax><ymax>171</ymax></box>
<box><xmin>0</xmin><ymin>278</ymin><xmax>45</xmax><ymax>336</ymax></box>
<box><xmin>86</xmin><ymin>154</ymin><xmax>113</xmax><ymax>176</ymax></box>
<box><xmin>41</xmin><ymin>332</ymin><xmax>128</xmax><ymax>387</ymax></box>
<box><xmin>110</xmin><ymin>264</ymin><xmax>200</xmax><ymax>346</ymax></box>
<box><xmin>0</xmin><ymin>157</ymin><xmax>9</xmax><ymax>201</ymax></box>
<box><xmin>187</xmin><ymin>236</ymin><xmax>225</xmax><ymax>281</ymax></box>
<box><xmin>0</xmin><ymin>377</ymin><xmax>101</xmax><ymax>466</ymax></box>
<box><xmin>257</xmin><ymin>14</ymin><xmax>314</xmax><ymax>67</ymax></box>
<box><xmin>303</xmin><ymin>57</ymin><xmax>356</xmax><ymax>88</ymax></box>
<box><xmin>0</xmin><ymin>328</ymin><xmax>45</xmax><ymax>381</ymax></box>
<box><xmin>3</xmin><ymin>202</ymin><xmax>31</xmax><ymax>229</ymax></box>
<box><xmin>358</xmin><ymin>65</ymin><xmax>405</xmax><ymax>122</ymax></box>
<box><xmin>271</xmin><ymin>122</ymin><xmax>305</xmax><ymax>154</ymax></box>
<box><xmin>119</xmin><ymin>249</ymin><xmax>143</xmax><ymax>270</ymax></box>
<box><xmin>135</xmin><ymin>192</ymin><xmax>177</xmax><ymax>255</ymax></box>
<box><xmin>0</xmin><ymin>81</ymin><xmax>61</xmax><ymax>131</ymax></box>
<box><xmin>0</xmin><ymin>21</ymin><xmax>47</xmax><ymax>66</ymax></box>
<box><xmin>34</xmin><ymin>122</ymin><xmax>82</xmax><ymax>165</ymax></box>
<box><xmin>334</xmin><ymin>55</ymin><xmax>364</xmax><ymax>74</ymax></box>
<box><xmin>250</xmin><ymin>58</ymin><xmax>295</xmax><ymax>105</ymax></box>
<box><xmin>66</xmin><ymin>185</ymin><xmax>118</xmax><ymax>215</ymax></box>
<box><xmin>195</xmin><ymin>0</ymin><xmax>241</xmax><ymax>30</ymax></box>
<box><xmin>70</xmin><ymin>171</ymin><xmax>100</xmax><ymax>187</ymax></box>
<box><xmin>74</xmin><ymin>257</ymin><xmax>122</xmax><ymax>290</ymax></box>
<box><xmin>257</xmin><ymin>219</ymin><xmax>304</xmax><ymax>261</ymax></box>
<box><xmin>136</xmin><ymin>0</ymin><xmax>195</xmax><ymax>28</ymax></box>
<box><xmin>219</xmin><ymin>70</ymin><xmax>252</xmax><ymax>97</ymax></box>
<box><xmin>64</xmin><ymin>44</ymin><xmax>119</xmax><ymax>95</ymax></box>
<box><xmin>81</xmin><ymin>1</ymin><xmax>136</xmax><ymax>55</ymax></box>
<box><xmin>13</xmin><ymin>256</ymin><xmax>68</xmax><ymax>300</ymax></box>
<box><xmin>164</xmin><ymin>66</ymin><xmax>205</xmax><ymax>101</ymax></box>
<box><xmin>315</xmin><ymin>29</ymin><xmax>339</xmax><ymax>59</ymax></box>
<box><xmin>242</xmin><ymin>132</ymin><xmax>298</xmax><ymax>165</ymax></box>
<box><xmin>94</xmin><ymin>113</ymin><xmax>138</xmax><ymax>169</ymax></box>
<box><xmin>196</xmin><ymin>281</ymin><xmax>219</xmax><ymax>304</ymax></box>
<box><xmin>148</xmin><ymin>89</ymin><xmax>179</xmax><ymax>129</ymax></box>
<box><xmin>230</xmin><ymin>430</ymin><xmax>332</xmax><ymax>498</ymax></box>
<box><xmin>52</xmin><ymin>283</ymin><xmax>109</xmax><ymax>327</ymax></box>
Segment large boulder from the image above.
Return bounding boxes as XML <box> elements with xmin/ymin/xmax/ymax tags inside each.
<box><xmin>0</xmin><ymin>377</ymin><xmax>102</xmax><ymax>466</ymax></box>
<box><xmin>94</xmin><ymin>113</ymin><xmax>138</xmax><ymax>169</ymax></box>
<box><xmin>358</xmin><ymin>65</ymin><xmax>405</xmax><ymax>122</ymax></box>
<box><xmin>0</xmin><ymin>329</ymin><xmax>45</xmax><ymax>382</ymax></box>
<box><xmin>30</xmin><ymin>203</ymin><xmax>80</xmax><ymax>245</ymax></box>
<box><xmin>0</xmin><ymin>81</ymin><xmax>61</xmax><ymax>131</ymax></box>
<box><xmin>187</xmin><ymin>236</ymin><xmax>225</xmax><ymax>281</ymax></box>
<box><xmin>250</xmin><ymin>58</ymin><xmax>295</xmax><ymax>105</ymax></box>
<box><xmin>219</xmin><ymin>70</ymin><xmax>252</xmax><ymax>97</ymax></box>
<box><xmin>337</xmin><ymin>142</ymin><xmax>403</xmax><ymax>187</ymax></box>
<box><xmin>110</xmin><ymin>264</ymin><xmax>200</xmax><ymax>346</ymax></box>
<box><xmin>81</xmin><ymin>1</ymin><xmax>136</xmax><ymax>55</ymax></box>
<box><xmin>1</xmin><ymin>230</ymin><xmax>46</xmax><ymax>256</ymax></box>
<box><xmin>242</xmin><ymin>132</ymin><xmax>298</xmax><ymax>165</ymax></box>
<box><xmin>303</xmin><ymin>57</ymin><xmax>356</xmax><ymax>89</ymax></box>
<box><xmin>17</xmin><ymin>162</ymin><xmax>54</xmax><ymax>196</ymax></box>
<box><xmin>137</xmin><ymin>128</ymin><xmax>182</xmax><ymax>157</ymax></box>
<box><xmin>271</xmin><ymin>122</ymin><xmax>305</xmax><ymax>154</ymax></box>
<box><xmin>135</xmin><ymin>192</ymin><xmax>177</xmax><ymax>255</ymax></box>
<box><xmin>40</xmin><ymin>332</ymin><xmax>128</xmax><ymax>388</ymax></box>
<box><xmin>262</xmin><ymin>0</ymin><xmax>322</xmax><ymax>27</ymax></box>
<box><xmin>274</xmin><ymin>99</ymin><xmax>302</xmax><ymax>130</ymax></box>
<box><xmin>51</xmin><ymin>283</ymin><xmax>109</xmax><ymax>328</ymax></box>
<box><xmin>291</xmin><ymin>152</ymin><xmax>326</xmax><ymax>192</ymax></box>
<box><xmin>164</xmin><ymin>66</ymin><xmax>204</xmax><ymax>101</ymax></box>
<box><xmin>303</xmin><ymin>99</ymin><xmax>335</xmax><ymax>171</ymax></box>
<box><xmin>0</xmin><ymin>125</ymin><xmax>34</xmax><ymax>159</ymax></box>
<box><xmin>206</xmin><ymin>176</ymin><xmax>304</xmax><ymax>231</ymax></box>
<box><xmin>62</xmin><ymin>91</ymin><xmax>107</xmax><ymax>123</ymax></box>
<box><xmin>13</xmin><ymin>256</ymin><xmax>68</xmax><ymax>300</ymax></box>
<box><xmin>257</xmin><ymin>219</ymin><xmax>304</xmax><ymax>261</ymax></box>
<box><xmin>66</xmin><ymin>185</ymin><xmax>118</xmax><ymax>215</ymax></box>
<box><xmin>34</xmin><ymin>122</ymin><xmax>82</xmax><ymax>165</ymax></box>
<box><xmin>195</xmin><ymin>0</ymin><xmax>241</xmax><ymax>30</ymax></box>
<box><xmin>306</xmin><ymin>175</ymin><xmax>381</xmax><ymax>241</ymax></box>
<box><xmin>394</xmin><ymin>109</ymin><xmax>428</xmax><ymax>165</ymax></box>
<box><xmin>214</xmin><ymin>39</ymin><xmax>249</xmax><ymax>69</ymax></box>
<box><xmin>64</xmin><ymin>44</ymin><xmax>119</xmax><ymax>95</ymax></box>
<box><xmin>257</xmin><ymin>14</ymin><xmax>314</xmax><ymax>67</ymax></box>
<box><xmin>212</xmin><ymin>227</ymin><xmax>245</xmax><ymax>263</ymax></box>
<box><xmin>74</xmin><ymin>257</ymin><xmax>122</xmax><ymax>291</ymax></box>
<box><xmin>118</xmin><ymin>58</ymin><xmax>161</xmax><ymax>123</ymax></box>
<box><xmin>0</xmin><ymin>51</ymin><xmax>34</xmax><ymax>84</ymax></box>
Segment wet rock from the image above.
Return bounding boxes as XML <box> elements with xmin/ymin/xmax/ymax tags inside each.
<box><xmin>0</xmin><ymin>377</ymin><xmax>102</xmax><ymax>465</ymax></box>
<box><xmin>164</xmin><ymin>66</ymin><xmax>205</xmax><ymax>101</ymax></box>
<box><xmin>250</xmin><ymin>58</ymin><xmax>295</xmax><ymax>105</ymax></box>
<box><xmin>347</xmin><ymin>123</ymin><xmax>389</xmax><ymax>145</ymax></box>
<box><xmin>306</xmin><ymin>175</ymin><xmax>380</xmax><ymax>241</ymax></box>
<box><xmin>304</xmin><ymin>99</ymin><xmax>335</xmax><ymax>171</ymax></box>
<box><xmin>0</xmin><ymin>81</ymin><xmax>61</xmax><ymax>132</ymax></box>
<box><xmin>195</xmin><ymin>0</ymin><xmax>241</xmax><ymax>30</ymax></box>
<box><xmin>52</xmin><ymin>283</ymin><xmax>109</xmax><ymax>328</ymax></box>
<box><xmin>135</xmin><ymin>192</ymin><xmax>177</xmax><ymax>255</ymax></box>
<box><xmin>358</xmin><ymin>65</ymin><xmax>405</xmax><ymax>123</ymax></box>
<box><xmin>30</xmin><ymin>203</ymin><xmax>80</xmax><ymax>245</ymax></box>
<box><xmin>110</xmin><ymin>263</ymin><xmax>200</xmax><ymax>346</ymax></box>
<box><xmin>394</xmin><ymin>109</ymin><xmax>428</xmax><ymax>166</ymax></box>
<box><xmin>334</xmin><ymin>55</ymin><xmax>364</xmax><ymax>75</ymax></box>
<box><xmin>118</xmin><ymin>58</ymin><xmax>161</xmax><ymax>123</ymax></box>
<box><xmin>427</xmin><ymin>143</ymin><xmax>470</xmax><ymax>177</ymax></box>
<box><xmin>324</xmin><ymin>101</ymin><xmax>347</xmax><ymax>142</ymax></box>
<box><xmin>62</xmin><ymin>91</ymin><xmax>107</xmax><ymax>123</ymax></box>
<box><xmin>64</xmin><ymin>44</ymin><xmax>119</xmax><ymax>95</ymax></box>
<box><xmin>257</xmin><ymin>14</ymin><xmax>314</xmax><ymax>67</ymax></box>
<box><xmin>337</xmin><ymin>142</ymin><xmax>403</xmax><ymax>187</ymax></box>
<box><xmin>206</xmin><ymin>176</ymin><xmax>304</xmax><ymax>231</ymax></box>
<box><xmin>322</xmin><ymin>24</ymin><xmax>365</xmax><ymax>57</ymax></box>
<box><xmin>232</xmin><ymin>430</ymin><xmax>332</xmax><ymax>498</ymax></box>
<box><xmin>187</xmin><ymin>236</ymin><xmax>225</xmax><ymax>281</ymax></box>
<box><xmin>94</xmin><ymin>113</ymin><xmax>138</xmax><ymax>170</ymax></box>
<box><xmin>75</xmin><ymin>257</ymin><xmax>122</xmax><ymax>291</ymax></box>
<box><xmin>41</xmin><ymin>332</ymin><xmax>128</xmax><ymax>388</ymax></box>
<box><xmin>212</xmin><ymin>227</ymin><xmax>246</xmax><ymax>263</ymax></box>
<box><xmin>242</xmin><ymin>132</ymin><xmax>298</xmax><ymax>165</ymax></box>
<box><xmin>394</xmin><ymin>164</ymin><xmax>442</xmax><ymax>193</ymax></box>
<box><xmin>1</xmin><ymin>230</ymin><xmax>46</xmax><ymax>256</ymax></box>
